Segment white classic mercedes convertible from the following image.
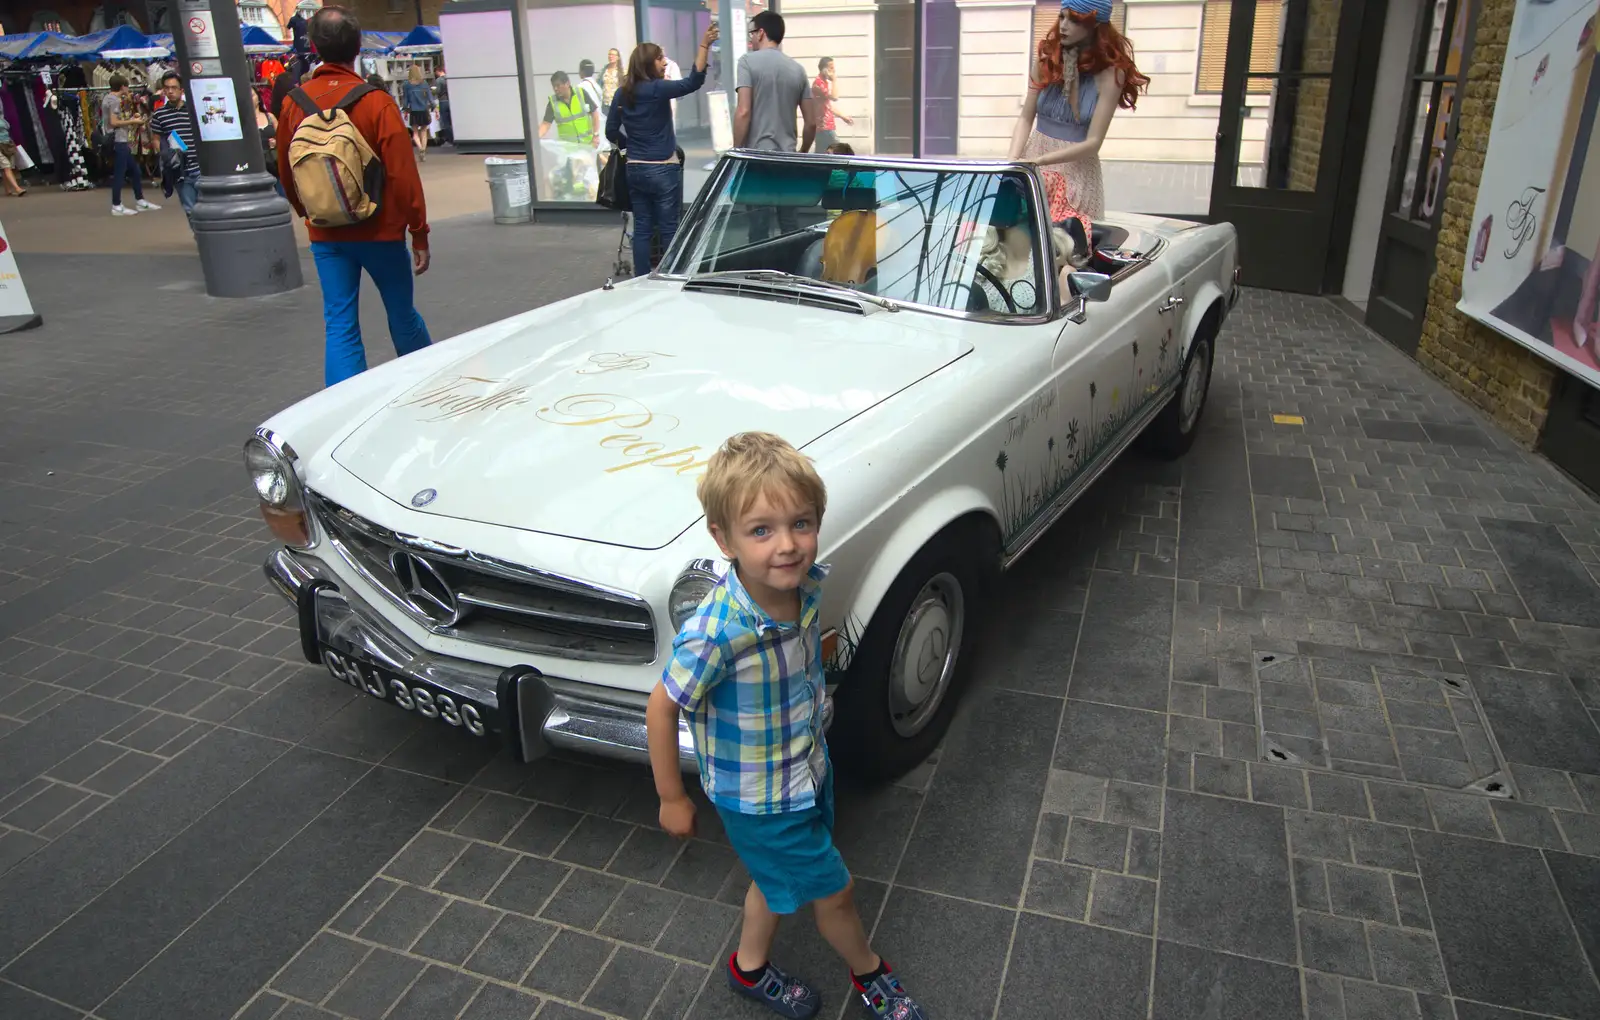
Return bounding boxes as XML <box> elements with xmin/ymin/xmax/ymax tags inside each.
<box><xmin>248</xmin><ymin>151</ymin><xmax>1238</xmax><ymax>779</ymax></box>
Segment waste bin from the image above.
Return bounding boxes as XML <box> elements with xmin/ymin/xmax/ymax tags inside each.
<box><xmin>485</xmin><ymin>157</ymin><xmax>532</xmax><ymax>224</ymax></box>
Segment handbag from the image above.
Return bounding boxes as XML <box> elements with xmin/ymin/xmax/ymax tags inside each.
<box><xmin>597</xmin><ymin>147</ymin><xmax>630</xmax><ymax>211</ymax></box>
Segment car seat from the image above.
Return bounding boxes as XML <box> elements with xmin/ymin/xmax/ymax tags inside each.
<box><xmin>819</xmin><ymin>210</ymin><xmax>878</xmax><ymax>288</ymax></box>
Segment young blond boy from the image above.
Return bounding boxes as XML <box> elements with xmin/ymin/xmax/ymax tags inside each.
<box><xmin>646</xmin><ymin>432</ymin><xmax>929</xmax><ymax>1020</ymax></box>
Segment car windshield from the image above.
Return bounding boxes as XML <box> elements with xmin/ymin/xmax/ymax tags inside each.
<box><xmin>666</xmin><ymin>157</ymin><xmax>1051</xmax><ymax>317</ymax></box>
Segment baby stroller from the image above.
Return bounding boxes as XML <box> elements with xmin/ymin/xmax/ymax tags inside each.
<box><xmin>604</xmin><ymin>147</ymin><xmax>687</xmax><ymax>285</ymax></box>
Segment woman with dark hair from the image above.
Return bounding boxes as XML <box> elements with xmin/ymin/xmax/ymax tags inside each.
<box><xmin>269</xmin><ymin>66</ymin><xmax>302</xmax><ymax>117</ymax></box>
<box><xmin>604</xmin><ymin>22</ymin><xmax>719</xmax><ymax>276</ymax></box>
<box><xmin>1007</xmin><ymin>0</ymin><xmax>1148</xmax><ymax>220</ymax></box>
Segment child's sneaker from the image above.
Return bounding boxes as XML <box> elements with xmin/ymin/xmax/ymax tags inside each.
<box><xmin>854</xmin><ymin>966</ymin><xmax>929</xmax><ymax>1019</ymax></box>
<box><xmin>727</xmin><ymin>955</ymin><xmax>821</xmax><ymax>1019</ymax></box>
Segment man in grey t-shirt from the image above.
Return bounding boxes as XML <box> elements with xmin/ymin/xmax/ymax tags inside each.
<box><xmin>734</xmin><ymin>11</ymin><xmax>816</xmax><ymax>241</ymax></box>
<box><xmin>101</xmin><ymin>73</ymin><xmax>159</xmax><ymax>216</ymax></box>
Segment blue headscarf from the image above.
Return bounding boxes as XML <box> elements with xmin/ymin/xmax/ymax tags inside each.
<box><xmin>1060</xmin><ymin>0</ymin><xmax>1112</xmax><ymax>21</ymax></box>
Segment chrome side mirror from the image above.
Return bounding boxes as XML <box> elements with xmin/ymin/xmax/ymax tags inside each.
<box><xmin>1068</xmin><ymin>272</ymin><xmax>1113</xmax><ymax>303</ymax></box>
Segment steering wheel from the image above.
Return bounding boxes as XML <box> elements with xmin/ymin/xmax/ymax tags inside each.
<box><xmin>973</xmin><ymin>265</ymin><xmax>1018</xmax><ymax>313</ymax></box>
<box><xmin>947</xmin><ymin>254</ymin><xmax>1024</xmax><ymax>313</ymax></box>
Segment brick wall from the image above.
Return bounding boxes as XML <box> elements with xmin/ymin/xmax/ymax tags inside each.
<box><xmin>1286</xmin><ymin>0</ymin><xmax>1339</xmax><ymax>191</ymax></box>
<box><xmin>1416</xmin><ymin>0</ymin><xmax>1558</xmax><ymax>446</ymax></box>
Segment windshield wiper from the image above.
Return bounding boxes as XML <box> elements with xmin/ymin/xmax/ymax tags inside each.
<box><xmin>689</xmin><ymin>269</ymin><xmax>900</xmax><ymax>312</ymax></box>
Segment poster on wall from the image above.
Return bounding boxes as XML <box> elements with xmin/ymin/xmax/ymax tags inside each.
<box><xmin>1458</xmin><ymin>0</ymin><xmax>1600</xmax><ymax>389</ymax></box>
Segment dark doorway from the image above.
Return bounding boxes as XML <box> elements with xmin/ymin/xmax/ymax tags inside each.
<box><xmin>875</xmin><ymin>0</ymin><xmax>916</xmax><ymax>155</ymax></box>
<box><xmin>1366</xmin><ymin>0</ymin><xmax>1476</xmax><ymax>354</ymax></box>
<box><xmin>1208</xmin><ymin>0</ymin><xmax>1377</xmax><ymax>293</ymax></box>
<box><xmin>1541</xmin><ymin>373</ymin><xmax>1600</xmax><ymax>496</ymax></box>
<box><xmin>921</xmin><ymin>0</ymin><xmax>960</xmax><ymax>156</ymax></box>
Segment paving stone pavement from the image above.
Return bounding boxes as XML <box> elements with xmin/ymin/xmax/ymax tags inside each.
<box><xmin>1</xmin><ymin>217</ymin><xmax>1599</xmax><ymax>1020</ymax></box>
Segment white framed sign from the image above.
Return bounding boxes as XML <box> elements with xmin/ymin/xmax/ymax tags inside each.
<box><xmin>0</xmin><ymin>219</ymin><xmax>42</xmax><ymax>332</ymax></box>
<box><xmin>1457</xmin><ymin>0</ymin><xmax>1600</xmax><ymax>390</ymax></box>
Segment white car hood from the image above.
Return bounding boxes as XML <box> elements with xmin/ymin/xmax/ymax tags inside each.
<box><xmin>332</xmin><ymin>289</ymin><xmax>971</xmax><ymax>549</ymax></box>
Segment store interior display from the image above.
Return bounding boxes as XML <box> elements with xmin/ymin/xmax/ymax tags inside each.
<box><xmin>0</xmin><ymin>23</ymin><xmax>440</xmax><ymax>190</ymax></box>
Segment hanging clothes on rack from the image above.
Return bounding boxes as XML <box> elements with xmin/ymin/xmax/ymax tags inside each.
<box><xmin>52</xmin><ymin>88</ymin><xmax>92</xmax><ymax>191</ymax></box>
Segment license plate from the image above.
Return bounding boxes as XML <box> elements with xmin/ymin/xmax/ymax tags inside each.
<box><xmin>321</xmin><ymin>647</ymin><xmax>490</xmax><ymax>737</ymax></box>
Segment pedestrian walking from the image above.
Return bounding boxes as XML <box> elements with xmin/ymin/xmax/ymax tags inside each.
<box><xmin>277</xmin><ymin>4</ymin><xmax>433</xmax><ymax>389</ymax></box>
<box><xmin>0</xmin><ymin>105</ymin><xmax>28</xmax><ymax>197</ymax></box>
<box><xmin>648</xmin><ymin>431</ymin><xmax>931</xmax><ymax>1020</ymax></box>
<box><xmin>402</xmin><ymin>65</ymin><xmax>435</xmax><ymax>161</ymax></box>
<box><xmin>149</xmin><ymin>71</ymin><xmax>199</xmax><ymax>217</ymax></box>
<box><xmin>734</xmin><ymin>11</ymin><xmax>815</xmax><ymax>241</ymax></box>
<box><xmin>102</xmin><ymin>74</ymin><xmax>160</xmax><ymax>216</ymax></box>
<box><xmin>811</xmin><ymin>57</ymin><xmax>853</xmax><ymax>154</ymax></box>
<box><xmin>605</xmin><ymin>23</ymin><xmax>718</xmax><ymax>277</ymax></box>
<box><xmin>1008</xmin><ymin>0</ymin><xmax>1148</xmax><ymax>220</ymax></box>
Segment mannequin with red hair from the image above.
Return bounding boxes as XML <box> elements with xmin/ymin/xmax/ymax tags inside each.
<box><xmin>1007</xmin><ymin>0</ymin><xmax>1148</xmax><ymax>220</ymax></box>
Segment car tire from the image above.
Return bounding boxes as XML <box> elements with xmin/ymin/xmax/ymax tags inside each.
<box><xmin>829</xmin><ymin>523</ymin><xmax>992</xmax><ymax>782</ymax></box>
<box><xmin>1144</xmin><ymin>317</ymin><xmax>1216</xmax><ymax>460</ymax></box>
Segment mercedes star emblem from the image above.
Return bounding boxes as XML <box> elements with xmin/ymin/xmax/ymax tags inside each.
<box><xmin>389</xmin><ymin>551</ymin><xmax>462</xmax><ymax>626</ymax></box>
<box><xmin>411</xmin><ymin>488</ymin><xmax>438</xmax><ymax>507</ymax></box>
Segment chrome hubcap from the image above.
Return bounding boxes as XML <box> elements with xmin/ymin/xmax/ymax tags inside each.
<box><xmin>887</xmin><ymin>572</ymin><xmax>964</xmax><ymax>738</ymax></box>
<box><xmin>1179</xmin><ymin>339</ymin><xmax>1211</xmax><ymax>433</ymax></box>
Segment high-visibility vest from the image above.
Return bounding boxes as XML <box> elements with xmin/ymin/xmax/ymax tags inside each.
<box><xmin>550</xmin><ymin>90</ymin><xmax>593</xmax><ymax>142</ymax></box>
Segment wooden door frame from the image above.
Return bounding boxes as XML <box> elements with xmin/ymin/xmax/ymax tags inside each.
<box><xmin>1209</xmin><ymin>0</ymin><xmax>1382</xmax><ymax>293</ymax></box>
<box><xmin>1366</xmin><ymin>0</ymin><xmax>1478</xmax><ymax>352</ymax></box>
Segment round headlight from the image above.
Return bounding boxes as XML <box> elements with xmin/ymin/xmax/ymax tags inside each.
<box><xmin>243</xmin><ymin>436</ymin><xmax>301</xmax><ymax>510</ymax></box>
<box><xmin>668</xmin><ymin>561</ymin><xmax>722</xmax><ymax>630</ymax></box>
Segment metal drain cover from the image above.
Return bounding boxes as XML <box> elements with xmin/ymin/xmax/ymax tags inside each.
<box><xmin>1253</xmin><ymin>654</ymin><xmax>1516</xmax><ymax>799</ymax></box>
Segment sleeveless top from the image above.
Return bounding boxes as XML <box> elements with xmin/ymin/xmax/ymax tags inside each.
<box><xmin>1034</xmin><ymin>72</ymin><xmax>1100</xmax><ymax>142</ymax></box>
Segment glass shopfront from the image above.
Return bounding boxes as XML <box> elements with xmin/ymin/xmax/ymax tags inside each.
<box><xmin>475</xmin><ymin>0</ymin><xmax>1278</xmax><ymax>211</ymax></box>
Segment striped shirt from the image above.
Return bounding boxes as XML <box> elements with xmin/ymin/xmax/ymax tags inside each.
<box><xmin>149</xmin><ymin>100</ymin><xmax>199</xmax><ymax>178</ymax></box>
<box><xmin>662</xmin><ymin>562</ymin><xmax>829</xmax><ymax>815</ymax></box>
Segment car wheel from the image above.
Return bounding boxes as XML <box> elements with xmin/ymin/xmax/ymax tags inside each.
<box><xmin>1144</xmin><ymin>319</ymin><xmax>1216</xmax><ymax>459</ymax></box>
<box><xmin>830</xmin><ymin>526</ymin><xmax>990</xmax><ymax>781</ymax></box>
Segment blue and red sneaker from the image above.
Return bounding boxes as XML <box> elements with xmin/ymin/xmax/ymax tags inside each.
<box><xmin>854</xmin><ymin>964</ymin><xmax>929</xmax><ymax>1019</ymax></box>
<box><xmin>726</xmin><ymin>954</ymin><xmax>822</xmax><ymax>1019</ymax></box>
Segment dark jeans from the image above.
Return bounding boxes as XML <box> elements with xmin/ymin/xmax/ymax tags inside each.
<box><xmin>626</xmin><ymin>161</ymin><xmax>681</xmax><ymax>277</ymax></box>
<box><xmin>110</xmin><ymin>141</ymin><xmax>143</xmax><ymax>207</ymax></box>
<box><xmin>748</xmin><ymin>205</ymin><xmax>799</xmax><ymax>244</ymax></box>
<box><xmin>310</xmin><ymin>240</ymin><xmax>433</xmax><ymax>387</ymax></box>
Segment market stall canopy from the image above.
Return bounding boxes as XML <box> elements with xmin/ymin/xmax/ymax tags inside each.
<box><xmin>30</xmin><ymin>25</ymin><xmax>156</xmax><ymax>59</ymax></box>
<box><xmin>361</xmin><ymin>31</ymin><xmax>406</xmax><ymax>54</ymax></box>
<box><xmin>240</xmin><ymin>24</ymin><xmax>290</xmax><ymax>54</ymax></box>
<box><xmin>394</xmin><ymin>25</ymin><xmax>442</xmax><ymax>49</ymax></box>
<box><xmin>0</xmin><ymin>31</ymin><xmax>56</xmax><ymax>59</ymax></box>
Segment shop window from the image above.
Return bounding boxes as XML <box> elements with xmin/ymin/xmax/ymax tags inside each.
<box><xmin>1196</xmin><ymin>0</ymin><xmax>1283</xmax><ymax>94</ymax></box>
<box><xmin>1032</xmin><ymin>2</ymin><xmax>1125</xmax><ymax>56</ymax></box>
<box><xmin>1394</xmin><ymin>0</ymin><xmax>1469</xmax><ymax>223</ymax></box>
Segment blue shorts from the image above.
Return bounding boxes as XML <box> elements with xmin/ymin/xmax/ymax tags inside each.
<box><xmin>715</xmin><ymin>770</ymin><xmax>851</xmax><ymax>915</ymax></box>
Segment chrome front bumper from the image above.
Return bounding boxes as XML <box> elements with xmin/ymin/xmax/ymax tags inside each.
<box><xmin>265</xmin><ymin>548</ymin><xmax>697</xmax><ymax>769</ymax></box>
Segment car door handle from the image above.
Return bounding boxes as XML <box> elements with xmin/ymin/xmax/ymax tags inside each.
<box><xmin>1158</xmin><ymin>296</ymin><xmax>1185</xmax><ymax>314</ymax></box>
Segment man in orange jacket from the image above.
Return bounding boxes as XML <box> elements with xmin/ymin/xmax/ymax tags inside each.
<box><xmin>276</xmin><ymin>5</ymin><xmax>433</xmax><ymax>388</ymax></box>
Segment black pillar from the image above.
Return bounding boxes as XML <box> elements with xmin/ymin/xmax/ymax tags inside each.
<box><xmin>170</xmin><ymin>0</ymin><xmax>303</xmax><ymax>296</ymax></box>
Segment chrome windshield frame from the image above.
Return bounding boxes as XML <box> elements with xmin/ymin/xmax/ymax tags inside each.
<box><xmin>655</xmin><ymin>150</ymin><xmax>1069</xmax><ymax>327</ymax></box>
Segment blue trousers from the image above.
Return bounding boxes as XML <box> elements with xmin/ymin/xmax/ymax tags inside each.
<box><xmin>310</xmin><ymin>240</ymin><xmax>433</xmax><ymax>387</ymax></box>
<box><xmin>176</xmin><ymin>177</ymin><xmax>198</xmax><ymax>215</ymax></box>
<box><xmin>626</xmin><ymin>161</ymin><xmax>681</xmax><ymax>277</ymax></box>
<box><xmin>110</xmin><ymin>141</ymin><xmax>144</xmax><ymax>207</ymax></box>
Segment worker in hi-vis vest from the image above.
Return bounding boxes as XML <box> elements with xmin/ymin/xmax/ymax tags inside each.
<box><xmin>540</xmin><ymin>70</ymin><xmax>597</xmax><ymax>145</ymax></box>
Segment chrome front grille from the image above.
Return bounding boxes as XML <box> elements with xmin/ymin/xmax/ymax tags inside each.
<box><xmin>307</xmin><ymin>492</ymin><xmax>657</xmax><ymax>664</ymax></box>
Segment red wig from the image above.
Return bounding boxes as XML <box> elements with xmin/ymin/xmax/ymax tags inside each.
<box><xmin>1033</xmin><ymin>11</ymin><xmax>1150</xmax><ymax>111</ymax></box>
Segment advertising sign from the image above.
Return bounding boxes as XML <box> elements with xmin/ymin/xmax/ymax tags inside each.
<box><xmin>0</xmin><ymin>220</ymin><xmax>42</xmax><ymax>332</ymax></box>
<box><xmin>190</xmin><ymin>78</ymin><xmax>243</xmax><ymax>142</ymax></box>
<box><xmin>1458</xmin><ymin>0</ymin><xmax>1600</xmax><ymax>389</ymax></box>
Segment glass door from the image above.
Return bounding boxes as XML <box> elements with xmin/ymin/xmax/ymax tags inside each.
<box><xmin>1366</xmin><ymin>0</ymin><xmax>1474</xmax><ymax>353</ymax></box>
<box><xmin>1208</xmin><ymin>0</ymin><xmax>1368</xmax><ymax>293</ymax></box>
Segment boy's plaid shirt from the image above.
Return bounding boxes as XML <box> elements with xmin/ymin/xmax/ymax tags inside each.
<box><xmin>661</xmin><ymin>562</ymin><xmax>829</xmax><ymax>815</ymax></box>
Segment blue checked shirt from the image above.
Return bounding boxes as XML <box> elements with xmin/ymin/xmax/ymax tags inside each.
<box><xmin>661</xmin><ymin>562</ymin><xmax>829</xmax><ymax>815</ymax></box>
